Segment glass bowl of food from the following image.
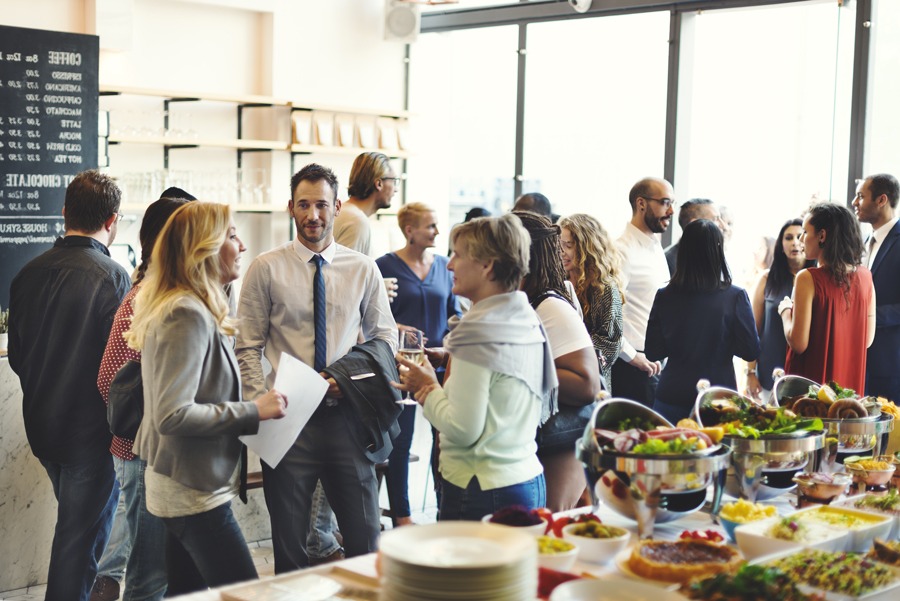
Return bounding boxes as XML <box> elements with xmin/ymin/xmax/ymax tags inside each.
<box><xmin>793</xmin><ymin>471</ymin><xmax>852</xmax><ymax>506</ymax></box>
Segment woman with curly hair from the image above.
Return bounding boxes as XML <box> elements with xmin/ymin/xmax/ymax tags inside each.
<box><xmin>559</xmin><ymin>214</ymin><xmax>624</xmax><ymax>391</ymax></box>
<box><xmin>781</xmin><ymin>203</ymin><xmax>876</xmax><ymax>393</ymax></box>
<box><xmin>515</xmin><ymin>211</ymin><xmax>601</xmax><ymax>511</ymax></box>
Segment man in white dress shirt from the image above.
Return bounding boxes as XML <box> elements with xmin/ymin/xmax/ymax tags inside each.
<box><xmin>612</xmin><ymin>177</ymin><xmax>676</xmax><ymax>406</ymax></box>
<box><xmin>236</xmin><ymin>163</ymin><xmax>397</xmax><ymax>572</ymax></box>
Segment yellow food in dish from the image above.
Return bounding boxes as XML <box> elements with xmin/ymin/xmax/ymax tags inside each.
<box><xmin>801</xmin><ymin>506</ymin><xmax>886</xmax><ymax>529</ymax></box>
<box><xmin>847</xmin><ymin>459</ymin><xmax>892</xmax><ymax>471</ymax></box>
<box><xmin>719</xmin><ymin>499</ymin><xmax>777</xmax><ymax>523</ymax></box>
<box><xmin>537</xmin><ymin>536</ymin><xmax>574</xmax><ymax>554</ymax></box>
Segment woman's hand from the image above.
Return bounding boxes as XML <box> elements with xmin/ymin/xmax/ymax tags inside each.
<box><xmin>745</xmin><ymin>372</ymin><xmax>762</xmax><ymax>400</ymax></box>
<box><xmin>255</xmin><ymin>389</ymin><xmax>288</xmax><ymax>420</ymax></box>
<box><xmin>777</xmin><ymin>296</ymin><xmax>793</xmax><ymax>317</ymax></box>
<box><xmin>423</xmin><ymin>347</ymin><xmax>448</xmax><ymax>370</ymax></box>
<box><xmin>393</xmin><ymin>352</ymin><xmax>440</xmax><ymax>405</ymax></box>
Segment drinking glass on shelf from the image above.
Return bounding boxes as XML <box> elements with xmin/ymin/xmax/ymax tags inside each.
<box><xmin>397</xmin><ymin>329</ymin><xmax>424</xmax><ymax>405</ymax></box>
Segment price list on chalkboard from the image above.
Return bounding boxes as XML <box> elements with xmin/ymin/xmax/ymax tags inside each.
<box><xmin>0</xmin><ymin>25</ymin><xmax>98</xmax><ymax>308</ymax></box>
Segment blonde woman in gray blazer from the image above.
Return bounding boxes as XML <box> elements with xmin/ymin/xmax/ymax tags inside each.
<box><xmin>127</xmin><ymin>202</ymin><xmax>287</xmax><ymax>594</ymax></box>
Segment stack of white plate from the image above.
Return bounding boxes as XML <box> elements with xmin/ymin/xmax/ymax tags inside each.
<box><xmin>378</xmin><ymin>521</ymin><xmax>537</xmax><ymax>601</ymax></box>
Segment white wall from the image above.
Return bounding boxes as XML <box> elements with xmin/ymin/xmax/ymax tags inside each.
<box><xmin>0</xmin><ymin>0</ymin><xmax>415</xmax><ymax>266</ymax></box>
<box><xmin>0</xmin><ymin>0</ymin><xmax>417</xmax><ymax>589</ymax></box>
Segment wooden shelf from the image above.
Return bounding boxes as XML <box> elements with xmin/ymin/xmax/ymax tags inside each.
<box><xmin>290</xmin><ymin>143</ymin><xmax>409</xmax><ymax>159</ymax></box>
<box><xmin>100</xmin><ymin>84</ymin><xmax>410</xmax><ymax>118</ymax></box>
<box><xmin>109</xmin><ymin>134</ymin><xmax>289</xmax><ymax>151</ymax></box>
<box><xmin>121</xmin><ymin>202</ymin><xmax>285</xmax><ymax>214</ymax></box>
<box><xmin>100</xmin><ymin>85</ymin><xmax>291</xmax><ymax>107</ymax></box>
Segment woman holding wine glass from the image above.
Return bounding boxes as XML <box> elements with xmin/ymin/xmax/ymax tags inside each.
<box><xmin>395</xmin><ymin>213</ymin><xmax>557</xmax><ymax>521</ymax></box>
<box><xmin>377</xmin><ymin>202</ymin><xmax>459</xmax><ymax>525</ymax></box>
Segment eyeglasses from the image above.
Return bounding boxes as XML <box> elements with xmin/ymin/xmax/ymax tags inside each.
<box><xmin>381</xmin><ymin>177</ymin><xmax>401</xmax><ymax>183</ymax></box>
<box><xmin>115</xmin><ymin>213</ymin><xmax>125</xmax><ymax>223</ymax></box>
<box><xmin>642</xmin><ymin>196</ymin><xmax>678</xmax><ymax>209</ymax></box>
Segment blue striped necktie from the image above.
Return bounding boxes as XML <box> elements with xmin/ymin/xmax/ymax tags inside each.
<box><xmin>312</xmin><ymin>254</ymin><xmax>327</xmax><ymax>371</ymax></box>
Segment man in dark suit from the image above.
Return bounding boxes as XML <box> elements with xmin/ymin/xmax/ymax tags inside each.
<box><xmin>853</xmin><ymin>173</ymin><xmax>900</xmax><ymax>402</ymax></box>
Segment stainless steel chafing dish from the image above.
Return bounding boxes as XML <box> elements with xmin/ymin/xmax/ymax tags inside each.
<box><xmin>771</xmin><ymin>372</ymin><xmax>894</xmax><ymax>471</ymax></box>
<box><xmin>692</xmin><ymin>382</ymin><xmax>825</xmax><ymax>502</ymax></box>
<box><xmin>576</xmin><ymin>398</ymin><xmax>732</xmax><ymax>539</ymax></box>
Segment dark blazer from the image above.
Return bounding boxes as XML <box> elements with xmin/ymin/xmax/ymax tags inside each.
<box><xmin>866</xmin><ymin>220</ymin><xmax>900</xmax><ymax>402</ymax></box>
<box><xmin>646</xmin><ymin>285</ymin><xmax>760</xmax><ymax>415</ymax></box>
<box><xmin>664</xmin><ymin>243</ymin><xmax>678</xmax><ymax>277</ymax></box>
<box><xmin>324</xmin><ymin>339</ymin><xmax>402</xmax><ymax>463</ymax></box>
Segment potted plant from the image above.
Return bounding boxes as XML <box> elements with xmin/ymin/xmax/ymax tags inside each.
<box><xmin>0</xmin><ymin>307</ymin><xmax>8</xmax><ymax>351</ymax></box>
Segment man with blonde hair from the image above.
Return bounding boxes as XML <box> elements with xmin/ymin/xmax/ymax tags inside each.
<box><xmin>334</xmin><ymin>151</ymin><xmax>399</xmax><ymax>256</ymax></box>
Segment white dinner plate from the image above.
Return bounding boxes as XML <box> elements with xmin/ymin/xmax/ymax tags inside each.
<box><xmin>551</xmin><ymin>578</ymin><xmax>690</xmax><ymax>601</ymax></box>
<box><xmin>380</xmin><ymin>521</ymin><xmax>535</xmax><ymax>568</ymax></box>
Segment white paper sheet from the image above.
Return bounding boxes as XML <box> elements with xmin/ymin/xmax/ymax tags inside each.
<box><xmin>239</xmin><ymin>352</ymin><xmax>329</xmax><ymax>469</ymax></box>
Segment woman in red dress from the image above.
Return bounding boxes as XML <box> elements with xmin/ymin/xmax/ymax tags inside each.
<box><xmin>780</xmin><ymin>203</ymin><xmax>876</xmax><ymax>394</ymax></box>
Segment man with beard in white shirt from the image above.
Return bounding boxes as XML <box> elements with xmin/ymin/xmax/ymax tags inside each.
<box><xmin>612</xmin><ymin>177</ymin><xmax>676</xmax><ymax>406</ymax></box>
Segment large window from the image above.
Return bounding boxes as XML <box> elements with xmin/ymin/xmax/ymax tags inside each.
<box><xmin>523</xmin><ymin>12</ymin><xmax>670</xmax><ymax>236</ymax></box>
<box><xmin>674</xmin><ymin>1</ymin><xmax>855</xmax><ymax>283</ymax></box>
<box><xmin>865</xmin><ymin>0</ymin><xmax>900</xmax><ymax>174</ymax></box>
<box><xmin>407</xmin><ymin>26</ymin><xmax>518</xmax><ymax>228</ymax></box>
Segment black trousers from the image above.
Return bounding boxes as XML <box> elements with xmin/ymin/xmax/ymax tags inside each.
<box><xmin>611</xmin><ymin>358</ymin><xmax>658</xmax><ymax>407</ymax></box>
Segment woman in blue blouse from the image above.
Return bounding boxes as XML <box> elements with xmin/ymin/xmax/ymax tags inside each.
<box><xmin>645</xmin><ymin>219</ymin><xmax>760</xmax><ymax>423</ymax></box>
<box><xmin>376</xmin><ymin>202</ymin><xmax>459</xmax><ymax>525</ymax></box>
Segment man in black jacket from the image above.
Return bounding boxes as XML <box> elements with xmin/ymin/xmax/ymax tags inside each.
<box><xmin>9</xmin><ymin>170</ymin><xmax>131</xmax><ymax>601</ymax></box>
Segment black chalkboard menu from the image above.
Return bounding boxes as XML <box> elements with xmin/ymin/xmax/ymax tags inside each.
<box><xmin>0</xmin><ymin>25</ymin><xmax>99</xmax><ymax>309</ymax></box>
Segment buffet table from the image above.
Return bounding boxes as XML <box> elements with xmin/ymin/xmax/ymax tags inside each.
<box><xmin>171</xmin><ymin>494</ymin><xmax>798</xmax><ymax>600</ymax></box>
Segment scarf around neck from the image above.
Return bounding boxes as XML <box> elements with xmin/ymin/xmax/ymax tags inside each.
<box><xmin>444</xmin><ymin>291</ymin><xmax>559</xmax><ymax>424</ymax></box>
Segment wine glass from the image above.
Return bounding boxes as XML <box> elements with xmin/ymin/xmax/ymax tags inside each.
<box><xmin>397</xmin><ymin>329</ymin><xmax>424</xmax><ymax>405</ymax></box>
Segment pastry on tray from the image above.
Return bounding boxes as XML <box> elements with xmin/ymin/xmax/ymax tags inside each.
<box><xmin>626</xmin><ymin>539</ymin><xmax>743</xmax><ymax>583</ymax></box>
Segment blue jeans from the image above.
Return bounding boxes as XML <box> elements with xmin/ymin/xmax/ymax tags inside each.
<box><xmin>96</xmin><ymin>457</ymin><xmax>167</xmax><ymax>600</ymax></box>
<box><xmin>306</xmin><ymin>481</ymin><xmax>341</xmax><ymax>558</ymax></box>
<box><xmin>439</xmin><ymin>473</ymin><xmax>546</xmax><ymax>521</ymax></box>
<box><xmin>97</xmin><ymin>486</ymin><xmax>128</xmax><ymax>582</ymax></box>
<box><xmin>40</xmin><ymin>454</ymin><xmax>118</xmax><ymax>601</ymax></box>
<box><xmin>162</xmin><ymin>501</ymin><xmax>256</xmax><ymax>594</ymax></box>
<box><xmin>385</xmin><ymin>404</ymin><xmax>416</xmax><ymax>519</ymax></box>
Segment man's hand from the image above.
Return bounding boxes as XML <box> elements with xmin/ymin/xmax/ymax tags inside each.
<box><xmin>321</xmin><ymin>375</ymin><xmax>343</xmax><ymax>399</ymax></box>
<box><xmin>384</xmin><ymin>277</ymin><xmax>398</xmax><ymax>303</ymax></box>
<box><xmin>630</xmin><ymin>352</ymin><xmax>661</xmax><ymax>376</ymax></box>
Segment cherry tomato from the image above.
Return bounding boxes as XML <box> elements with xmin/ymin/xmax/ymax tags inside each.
<box><xmin>679</xmin><ymin>529</ymin><xmax>724</xmax><ymax>543</ymax></box>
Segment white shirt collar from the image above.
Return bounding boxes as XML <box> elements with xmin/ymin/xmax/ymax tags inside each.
<box><xmin>873</xmin><ymin>217</ymin><xmax>899</xmax><ymax>244</ymax></box>
<box><xmin>292</xmin><ymin>238</ymin><xmax>337</xmax><ymax>264</ymax></box>
<box><xmin>624</xmin><ymin>222</ymin><xmax>662</xmax><ymax>249</ymax></box>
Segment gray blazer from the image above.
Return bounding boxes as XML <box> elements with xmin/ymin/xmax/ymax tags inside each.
<box><xmin>134</xmin><ymin>295</ymin><xmax>259</xmax><ymax>492</ymax></box>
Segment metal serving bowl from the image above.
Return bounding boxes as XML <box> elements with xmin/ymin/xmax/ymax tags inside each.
<box><xmin>692</xmin><ymin>383</ymin><xmax>825</xmax><ymax>502</ymax></box>
<box><xmin>772</xmin><ymin>373</ymin><xmax>894</xmax><ymax>469</ymax></box>
<box><xmin>576</xmin><ymin>399</ymin><xmax>732</xmax><ymax>539</ymax></box>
